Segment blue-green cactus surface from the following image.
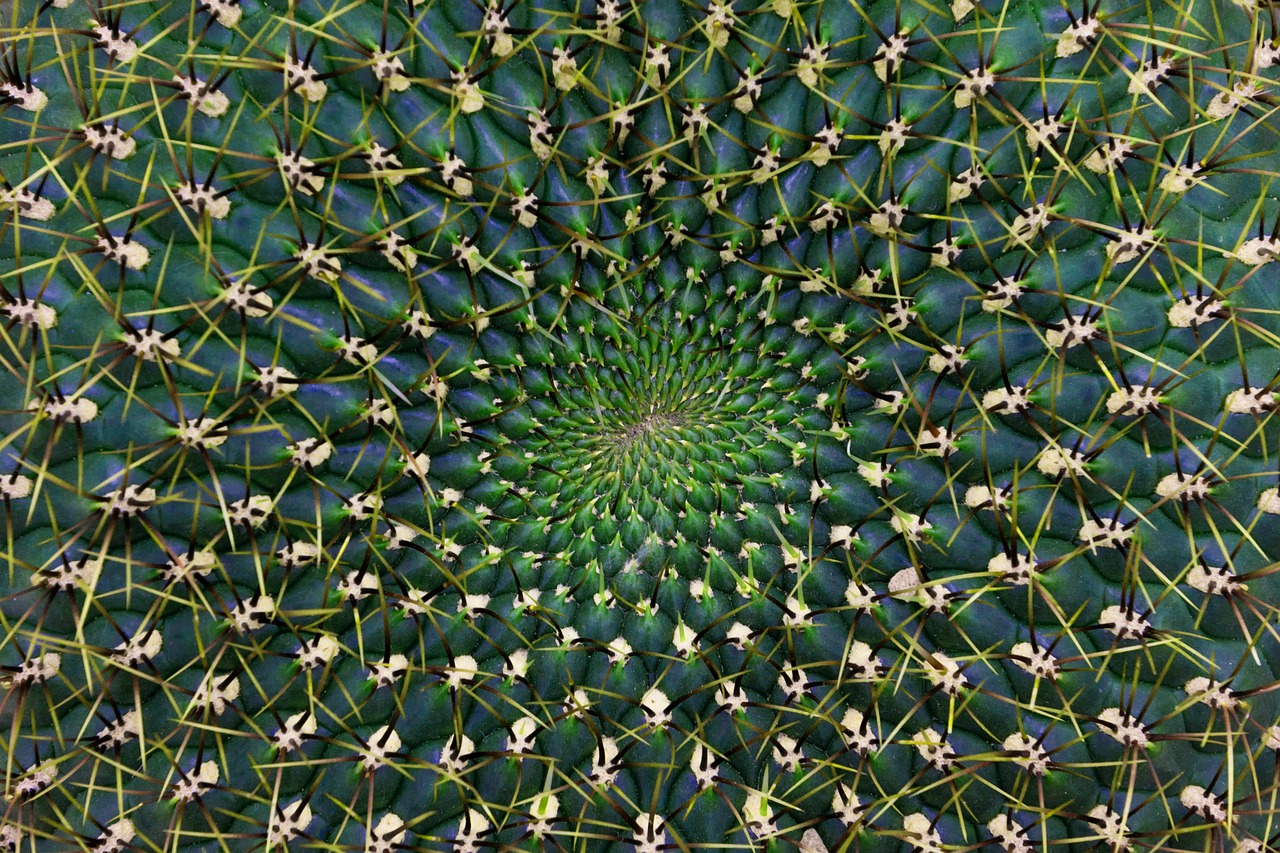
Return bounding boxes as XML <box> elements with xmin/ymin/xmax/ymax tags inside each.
<box><xmin>4</xmin><ymin>0</ymin><xmax>1280</xmax><ymax>849</ymax></box>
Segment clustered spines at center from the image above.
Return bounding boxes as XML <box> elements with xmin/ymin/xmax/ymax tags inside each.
<box><xmin>504</xmin><ymin>293</ymin><xmax>842</xmax><ymax>565</ymax></box>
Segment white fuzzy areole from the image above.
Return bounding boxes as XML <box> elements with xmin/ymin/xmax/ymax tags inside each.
<box><xmin>366</xmin><ymin>814</ymin><xmax>406</xmax><ymax>853</ymax></box>
<box><xmin>204</xmin><ymin>0</ymin><xmax>242</xmax><ymax>26</ymax></box>
<box><xmin>983</xmin><ymin>276</ymin><xmax>1025</xmax><ymax>312</ymax></box>
<box><xmin>12</xmin><ymin>651</ymin><xmax>60</xmax><ymax>686</ymax></box>
<box><xmin>840</xmin><ymin>707</ymin><xmax>878</xmax><ymax>754</ymax></box>
<box><xmin>193</xmin><ymin>672</ymin><xmax>240</xmax><ymax>713</ymax></box>
<box><xmin>297</xmin><ymin>634</ymin><xmax>340</xmax><ymax>670</ymax></box>
<box><xmin>285</xmin><ymin>57</ymin><xmax>327</xmax><ymax>102</ymax></box>
<box><xmin>1037</xmin><ymin>444</ymin><xmax>1087</xmax><ymax>478</ymax></box>
<box><xmin>1106</xmin><ymin>226</ymin><xmax>1156</xmax><ymax>264</ymax></box>
<box><xmin>1098</xmin><ymin>604</ymin><xmax>1149</xmax><ymax>639</ymax></box>
<box><xmin>1057</xmin><ymin>17</ymin><xmax>1100</xmax><ymax>57</ymax></box>
<box><xmin>273</xmin><ymin>540</ymin><xmax>316</xmax><ymax>568</ymax></box>
<box><xmin>1168</xmin><ymin>295</ymin><xmax>1222</xmax><ymax>328</ymax></box>
<box><xmin>1156</xmin><ymin>472</ymin><xmax>1209</xmax><ymax>501</ymax></box>
<box><xmin>94</xmin><ymin>820</ymin><xmax>136</xmax><ymax>853</ymax></box>
<box><xmin>965</xmin><ymin>484</ymin><xmax>1010</xmax><ymax>510</ymax></box>
<box><xmin>172</xmin><ymin>761</ymin><xmax>219</xmax><ymax>802</ymax></box>
<box><xmin>859</xmin><ymin>460</ymin><xmax>893</xmax><ymax>487</ymax></box>
<box><xmin>1159</xmin><ymin>162</ymin><xmax>1202</xmax><ymax>194</ymax></box>
<box><xmin>1184</xmin><ymin>677</ymin><xmax>1238</xmax><ymax>709</ymax></box>
<box><xmin>1097</xmin><ymin>707</ymin><xmax>1149</xmax><ymax>747</ymax></box>
<box><xmin>1</xmin><ymin>83</ymin><xmax>48</xmax><ymax>112</ymax></box>
<box><xmin>455</xmin><ymin>809</ymin><xmax>491</xmax><ymax>853</ymax></box>
<box><xmin>1</xmin><ymin>297</ymin><xmax>56</xmax><ymax>330</ymax></box>
<box><xmin>832</xmin><ymin>784</ymin><xmax>863</xmax><ymax>825</ymax></box>
<box><xmin>950</xmin><ymin>166</ymin><xmax>984</xmax><ymax>201</ymax></box>
<box><xmin>903</xmin><ymin>813</ymin><xmax>945</xmax><ymax>853</ymax></box>
<box><xmin>1207</xmin><ymin>81</ymin><xmax>1262</xmax><ymax>119</ymax></box>
<box><xmin>954</xmin><ymin>67</ymin><xmax>994</xmax><ymax>109</ymax></box>
<box><xmin>177</xmin><ymin>416</ymin><xmax>228</xmax><ymax>449</ymax></box>
<box><xmin>914</xmin><ymin>727</ymin><xmax>956</xmax><ymax>769</ymax></box>
<box><xmin>928</xmin><ymin>344</ymin><xmax>965</xmax><ymax>373</ymax></box>
<box><xmin>97</xmin><ymin>235</ymin><xmax>150</xmax><ymax>269</ymax></box>
<box><xmin>988</xmin><ymin>815</ymin><xmax>1032</xmax><ymax>853</ymax></box>
<box><xmin>915</xmin><ymin>426</ymin><xmax>956</xmax><ymax>457</ymax></box>
<box><xmin>84</xmin><ymin>124</ymin><xmax>136</xmax><ymax>159</ymax></box>
<box><xmin>278</xmin><ymin>152</ymin><xmax>323</xmax><ymax>195</ymax></box>
<box><xmin>1088</xmin><ymin>804</ymin><xmax>1130</xmax><ymax>849</ymax></box>
<box><xmin>1235</xmin><ymin>236</ymin><xmax>1280</xmax><ymax>265</ymax></box>
<box><xmin>641</xmin><ymin>686</ymin><xmax>670</xmax><ymax>726</ymax></box>
<box><xmin>1186</xmin><ymin>564</ymin><xmax>1245</xmax><ymax>595</ymax></box>
<box><xmin>361</xmin><ymin>725</ymin><xmax>401</xmax><ymax>770</ymax></box>
<box><xmin>113</xmin><ymin>630</ymin><xmax>162</xmax><ymax>665</ymax></box>
<box><xmin>1258</xmin><ymin>487</ymin><xmax>1280</xmax><ymax>514</ymax></box>
<box><xmin>551</xmin><ymin>47</ymin><xmax>578</xmax><ymax>91</ymax></box>
<box><xmin>926</xmin><ymin>652</ymin><xmax>969</xmax><ymax>695</ymax></box>
<box><xmin>1010</xmin><ymin>641</ymin><xmax>1059</xmax><ymax>679</ymax></box>
<box><xmin>368</xmin><ymin>654</ymin><xmax>409</xmax><ymax>688</ymax></box>
<box><xmin>453</xmin><ymin>70</ymin><xmax>484</xmax><ymax>113</ymax></box>
<box><xmin>1003</xmin><ymin>732</ymin><xmax>1049</xmax><ymax>774</ymax></box>
<box><xmin>173</xmin><ymin>75</ymin><xmax>229</xmax><ymax>116</ymax></box>
<box><xmin>890</xmin><ymin>566</ymin><xmax>948</xmax><ymax>610</ymax></box>
<box><xmin>267</xmin><ymin>801</ymin><xmax>313</xmax><ymax>847</ymax></box>
<box><xmin>878</xmin><ymin>120</ymin><xmax>909</xmax><ymax>158</ymax></box>
<box><xmin>41</xmin><ymin>396</ymin><xmax>98</xmax><ymax>423</ymax></box>
<box><xmin>1046</xmin><ymin>315</ymin><xmax>1098</xmax><ymax>349</ymax></box>
<box><xmin>990</xmin><ymin>552</ymin><xmax>1035</xmax><ymax>585</ymax></box>
<box><xmin>124</xmin><ymin>329</ymin><xmax>177</xmax><ymax>363</ymax></box>
<box><xmin>1129</xmin><ymin>58</ymin><xmax>1171</xmax><ymax>96</ymax></box>
<box><xmin>255</xmin><ymin>365</ymin><xmax>297</xmax><ymax>398</ymax></box>
<box><xmin>1106</xmin><ymin>387</ymin><xmax>1160</xmax><ymax>416</ymax></box>
<box><xmin>0</xmin><ymin>187</ymin><xmax>55</xmax><ymax>220</ymax></box>
<box><xmin>228</xmin><ymin>595</ymin><xmax>274</xmax><ymax>633</ymax></box>
<box><xmin>103</xmin><ymin>483</ymin><xmax>157</xmax><ymax>516</ymax></box>
<box><xmin>371</xmin><ymin>51</ymin><xmax>411</xmax><ymax>90</ymax></box>
<box><xmin>1224</xmin><ymin>387</ymin><xmax>1275</xmax><ymax>414</ymax></box>
<box><xmin>93</xmin><ymin>25</ymin><xmax>139</xmax><ymax>63</ymax></box>
<box><xmin>177</xmin><ymin>182</ymin><xmax>230</xmax><ymax>219</ymax></box>
<box><xmin>528</xmin><ymin>792</ymin><xmax>559</xmax><ymax>836</ymax></box>
<box><xmin>1180</xmin><ymin>785</ymin><xmax>1230</xmax><ymax>823</ymax></box>
<box><xmin>298</xmin><ymin>242</ymin><xmax>341</xmax><ymax>283</ymax></box>
<box><xmin>289</xmin><ymin>437</ymin><xmax>333</xmax><ymax>468</ymax></box>
<box><xmin>1084</xmin><ymin>139</ymin><xmax>1133</xmax><ymax>174</ymax></box>
<box><xmin>796</xmin><ymin>42</ymin><xmax>829</xmax><ymax>89</ymax></box>
<box><xmin>164</xmin><ymin>550</ymin><xmax>216</xmax><ymax>582</ymax></box>
<box><xmin>844</xmin><ymin>640</ymin><xmax>882</xmax><ymax>680</ymax></box>
<box><xmin>222</xmin><ymin>280</ymin><xmax>271</xmax><ymax>317</ymax></box>
<box><xmin>228</xmin><ymin>494</ymin><xmax>274</xmax><ymax>527</ymax></box>
<box><xmin>874</xmin><ymin>32</ymin><xmax>910</xmax><ymax>82</ymax></box>
<box><xmin>1025</xmin><ymin>119</ymin><xmax>1064</xmax><ymax>152</ymax></box>
<box><xmin>0</xmin><ymin>473</ymin><xmax>33</xmax><ymax>500</ymax></box>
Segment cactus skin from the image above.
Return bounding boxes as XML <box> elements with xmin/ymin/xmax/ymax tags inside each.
<box><xmin>4</xmin><ymin>0</ymin><xmax>1280</xmax><ymax>849</ymax></box>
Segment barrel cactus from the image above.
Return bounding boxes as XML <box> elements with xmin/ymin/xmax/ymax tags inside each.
<box><xmin>3</xmin><ymin>0</ymin><xmax>1280</xmax><ymax>849</ymax></box>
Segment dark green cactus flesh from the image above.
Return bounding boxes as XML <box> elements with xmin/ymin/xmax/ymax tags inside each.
<box><xmin>6</xmin><ymin>0</ymin><xmax>1280</xmax><ymax>849</ymax></box>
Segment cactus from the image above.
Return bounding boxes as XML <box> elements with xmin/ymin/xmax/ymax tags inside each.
<box><xmin>3</xmin><ymin>0</ymin><xmax>1280</xmax><ymax>849</ymax></box>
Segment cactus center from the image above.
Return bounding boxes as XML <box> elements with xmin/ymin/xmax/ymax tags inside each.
<box><xmin>509</xmin><ymin>302</ymin><xmax>836</xmax><ymax>560</ymax></box>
